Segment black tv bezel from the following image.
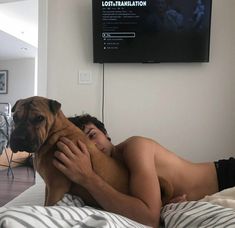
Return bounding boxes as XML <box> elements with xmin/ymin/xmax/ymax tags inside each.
<box><xmin>92</xmin><ymin>0</ymin><xmax>212</xmax><ymax>64</ymax></box>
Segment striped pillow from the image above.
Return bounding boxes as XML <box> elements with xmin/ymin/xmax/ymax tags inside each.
<box><xmin>161</xmin><ymin>201</ymin><xmax>235</xmax><ymax>227</ymax></box>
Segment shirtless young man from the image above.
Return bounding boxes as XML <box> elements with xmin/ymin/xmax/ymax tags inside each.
<box><xmin>53</xmin><ymin>114</ymin><xmax>235</xmax><ymax>228</ymax></box>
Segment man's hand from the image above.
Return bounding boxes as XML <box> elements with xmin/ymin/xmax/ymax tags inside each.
<box><xmin>168</xmin><ymin>194</ymin><xmax>187</xmax><ymax>204</ymax></box>
<box><xmin>52</xmin><ymin>137</ymin><xmax>95</xmax><ymax>186</ymax></box>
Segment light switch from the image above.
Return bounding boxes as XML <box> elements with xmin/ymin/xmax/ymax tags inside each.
<box><xmin>78</xmin><ymin>71</ymin><xmax>92</xmax><ymax>84</ymax></box>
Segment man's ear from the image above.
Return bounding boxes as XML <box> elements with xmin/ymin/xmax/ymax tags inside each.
<box><xmin>49</xmin><ymin>99</ymin><xmax>61</xmax><ymax>114</ymax></box>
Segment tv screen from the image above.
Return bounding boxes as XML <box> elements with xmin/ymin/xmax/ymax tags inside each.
<box><xmin>92</xmin><ymin>0</ymin><xmax>212</xmax><ymax>63</ymax></box>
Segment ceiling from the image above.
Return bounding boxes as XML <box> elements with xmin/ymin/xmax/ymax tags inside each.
<box><xmin>0</xmin><ymin>0</ymin><xmax>38</xmax><ymax>61</ymax></box>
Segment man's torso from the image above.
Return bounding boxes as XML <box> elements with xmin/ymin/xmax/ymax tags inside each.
<box><xmin>114</xmin><ymin>136</ymin><xmax>219</xmax><ymax>201</ymax></box>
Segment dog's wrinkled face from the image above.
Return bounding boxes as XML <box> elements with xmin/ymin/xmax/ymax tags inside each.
<box><xmin>10</xmin><ymin>96</ymin><xmax>61</xmax><ymax>153</ymax></box>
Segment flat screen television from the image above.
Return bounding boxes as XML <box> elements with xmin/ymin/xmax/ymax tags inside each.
<box><xmin>92</xmin><ymin>0</ymin><xmax>212</xmax><ymax>63</ymax></box>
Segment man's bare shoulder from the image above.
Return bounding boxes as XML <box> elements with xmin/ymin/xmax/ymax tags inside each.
<box><xmin>117</xmin><ymin>136</ymin><xmax>155</xmax><ymax>148</ymax></box>
<box><xmin>114</xmin><ymin>136</ymin><xmax>179</xmax><ymax>166</ymax></box>
<box><xmin>112</xmin><ymin>136</ymin><xmax>154</xmax><ymax>162</ymax></box>
<box><xmin>117</xmin><ymin>136</ymin><xmax>167</xmax><ymax>154</ymax></box>
<box><xmin>114</xmin><ymin>136</ymin><xmax>157</xmax><ymax>162</ymax></box>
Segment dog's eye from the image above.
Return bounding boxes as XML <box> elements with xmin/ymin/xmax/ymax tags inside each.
<box><xmin>13</xmin><ymin>115</ymin><xmax>19</xmax><ymax>124</ymax></box>
<box><xmin>32</xmin><ymin>115</ymin><xmax>45</xmax><ymax>124</ymax></box>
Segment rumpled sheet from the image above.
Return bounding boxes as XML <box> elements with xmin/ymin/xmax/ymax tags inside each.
<box><xmin>200</xmin><ymin>186</ymin><xmax>235</xmax><ymax>209</ymax></box>
<box><xmin>160</xmin><ymin>187</ymin><xmax>235</xmax><ymax>227</ymax></box>
<box><xmin>0</xmin><ymin>194</ymin><xmax>150</xmax><ymax>228</ymax></box>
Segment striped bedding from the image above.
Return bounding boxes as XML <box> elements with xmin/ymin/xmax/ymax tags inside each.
<box><xmin>1</xmin><ymin>193</ymin><xmax>235</xmax><ymax>227</ymax></box>
<box><xmin>0</xmin><ymin>194</ymin><xmax>150</xmax><ymax>228</ymax></box>
<box><xmin>161</xmin><ymin>201</ymin><xmax>235</xmax><ymax>227</ymax></box>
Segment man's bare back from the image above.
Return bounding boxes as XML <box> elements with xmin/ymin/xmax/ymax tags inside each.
<box><xmin>114</xmin><ymin>136</ymin><xmax>219</xmax><ymax>202</ymax></box>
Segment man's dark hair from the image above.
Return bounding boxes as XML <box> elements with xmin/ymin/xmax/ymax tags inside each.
<box><xmin>68</xmin><ymin>114</ymin><xmax>108</xmax><ymax>136</ymax></box>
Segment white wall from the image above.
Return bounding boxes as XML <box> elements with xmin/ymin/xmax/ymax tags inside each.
<box><xmin>0</xmin><ymin>58</ymin><xmax>35</xmax><ymax>107</ymax></box>
<box><xmin>45</xmin><ymin>0</ymin><xmax>235</xmax><ymax>162</ymax></box>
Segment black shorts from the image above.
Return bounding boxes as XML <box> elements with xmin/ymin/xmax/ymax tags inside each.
<box><xmin>214</xmin><ymin>157</ymin><xmax>235</xmax><ymax>191</ymax></box>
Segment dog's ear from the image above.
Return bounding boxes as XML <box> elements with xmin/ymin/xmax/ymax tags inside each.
<box><xmin>49</xmin><ymin>99</ymin><xmax>61</xmax><ymax>114</ymax></box>
<box><xmin>11</xmin><ymin>99</ymin><xmax>22</xmax><ymax>113</ymax></box>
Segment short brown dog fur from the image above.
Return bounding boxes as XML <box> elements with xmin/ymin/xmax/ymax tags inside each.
<box><xmin>10</xmin><ymin>96</ymin><xmax>172</xmax><ymax>206</ymax></box>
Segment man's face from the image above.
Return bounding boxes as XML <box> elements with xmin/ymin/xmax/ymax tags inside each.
<box><xmin>84</xmin><ymin>123</ymin><xmax>113</xmax><ymax>156</ymax></box>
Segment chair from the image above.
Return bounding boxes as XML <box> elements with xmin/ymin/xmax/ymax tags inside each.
<box><xmin>0</xmin><ymin>102</ymin><xmax>35</xmax><ymax>179</ymax></box>
<box><xmin>0</xmin><ymin>111</ymin><xmax>14</xmax><ymax>178</ymax></box>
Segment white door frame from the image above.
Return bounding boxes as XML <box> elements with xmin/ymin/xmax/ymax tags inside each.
<box><xmin>37</xmin><ymin>0</ymin><xmax>48</xmax><ymax>96</ymax></box>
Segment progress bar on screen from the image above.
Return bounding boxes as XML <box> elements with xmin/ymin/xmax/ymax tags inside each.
<box><xmin>102</xmin><ymin>32</ymin><xmax>135</xmax><ymax>38</ymax></box>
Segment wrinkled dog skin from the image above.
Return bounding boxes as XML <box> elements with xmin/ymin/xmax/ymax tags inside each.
<box><xmin>10</xmin><ymin>96</ymin><xmax>129</xmax><ymax>206</ymax></box>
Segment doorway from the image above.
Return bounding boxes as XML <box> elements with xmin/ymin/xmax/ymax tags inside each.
<box><xmin>0</xmin><ymin>0</ymin><xmax>39</xmax><ymax>105</ymax></box>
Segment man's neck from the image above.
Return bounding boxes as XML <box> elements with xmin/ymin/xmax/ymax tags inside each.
<box><xmin>111</xmin><ymin>145</ymin><xmax>123</xmax><ymax>162</ymax></box>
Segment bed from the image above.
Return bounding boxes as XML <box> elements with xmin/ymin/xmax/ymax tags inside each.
<box><xmin>1</xmin><ymin>174</ymin><xmax>235</xmax><ymax>228</ymax></box>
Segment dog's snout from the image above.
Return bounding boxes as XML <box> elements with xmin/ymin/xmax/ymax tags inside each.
<box><xmin>11</xmin><ymin>134</ymin><xmax>27</xmax><ymax>141</ymax></box>
<box><xmin>10</xmin><ymin>126</ymin><xmax>40</xmax><ymax>153</ymax></box>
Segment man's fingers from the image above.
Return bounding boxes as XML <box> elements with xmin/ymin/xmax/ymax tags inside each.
<box><xmin>53</xmin><ymin>156</ymin><xmax>69</xmax><ymax>173</ymax></box>
<box><xmin>54</xmin><ymin>150</ymin><xmax>71</xmax><ymax>165</ymax></box>
<box><xmin>57</xmin><ymin>137</ymin><xmax>89</xmax><ymax>158</ymax></box>
<box><xmin>56</xmin><ymin>140</ymin><xmax>75</xmax><ymax>159</ymax></box>
<box><xmin>77</xmin><ymin>140</ymin><xmax>89</xmax><ymax>155</ymax></box>
<box><xmin>168</xmin><ymin>194</ymin><xmax>187</xmax><ymax>204</ymax></box>
<box><xmin>59</xmin><ymin>137</ymin><xmax>82</xmax><ymax>155</ymax></box>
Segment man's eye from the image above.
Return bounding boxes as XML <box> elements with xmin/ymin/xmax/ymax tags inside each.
<box><xmin>89</xmin><ymin>133</ymin><xmax>96</xmax><ymax>139</ymax></box>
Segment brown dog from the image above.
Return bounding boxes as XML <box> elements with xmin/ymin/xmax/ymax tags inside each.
<box><xmin>10</xmin><ymin>96</ymin><xmax>172</xmax><ymax>206</ymax></box>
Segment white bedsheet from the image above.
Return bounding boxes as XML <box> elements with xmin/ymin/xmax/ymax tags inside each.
<box><xmin>200</xmin><ymin>186</ymin><xmax>235</xmax><ymax>209</ymax></box>
<box><xmin>3</xmin><ymin>179</ymin><xmax>235</xmax><ymax>228</ymax></box>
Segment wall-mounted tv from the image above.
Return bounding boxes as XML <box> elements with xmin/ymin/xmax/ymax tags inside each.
<box><xmin>92</xmin><ymin>0</ymin><xmax>212</xmax><ymax>63</ymax></box>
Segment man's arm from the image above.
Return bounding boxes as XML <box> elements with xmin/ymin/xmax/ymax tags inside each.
<box><xmin>53</xmin><ymin>137</ymin><xmax>161</xmax><ymax>228</ymax></box>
